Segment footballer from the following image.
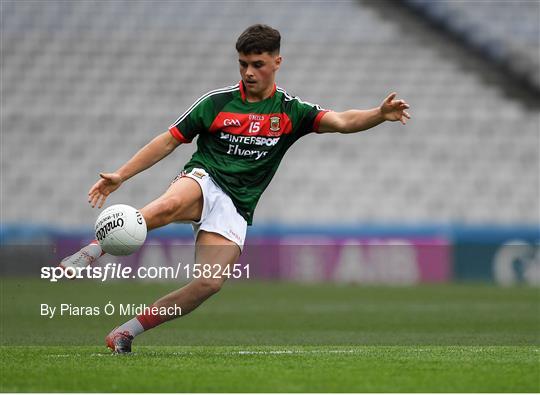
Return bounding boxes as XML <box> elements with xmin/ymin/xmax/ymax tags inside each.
<box><xmin>59</xmin><ymin>24</ymin><xmax>410</xmax><ymax>353</ymax></box>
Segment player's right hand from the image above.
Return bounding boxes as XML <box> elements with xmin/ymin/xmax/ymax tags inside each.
<box><xmin>88</xmin><ymin>172</ymin><xmax>123</xmax><ymax>208</ymax></box>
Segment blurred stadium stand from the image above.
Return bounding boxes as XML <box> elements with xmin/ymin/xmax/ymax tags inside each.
<box><xmin>2</xmin><ymin>0</ymin><xmax>539</xmax><ymax>229</ymax></box>
<box><xmin>404</xmin><ymin>0</ymin><xmax>540</xmax><ymax>91</ymax></box>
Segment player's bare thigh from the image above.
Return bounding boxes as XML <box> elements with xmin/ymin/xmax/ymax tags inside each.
<box><xmin>139</xmin><ymin>176</ymin><xmax>203</xmax><ymax>230</ymax></box>
<box><xmin>195</xmin><ymin>230</ymin><xmax>241</xmax><ymax>286</ymax></box>
<box><xmin>196</xmin><ymin>230</ymin><xmax>241</xmax><ymax>259</ymax></box>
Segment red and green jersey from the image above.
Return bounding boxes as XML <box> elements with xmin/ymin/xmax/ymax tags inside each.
<box><xmin>169</xmin><ymin>81</ymin><xmax>328</xmax><ymax>225</ymax></box>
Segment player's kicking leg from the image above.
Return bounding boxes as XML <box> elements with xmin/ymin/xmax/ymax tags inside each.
<box><xmin>59</xmin><ymin>170</ymin><xmax>246</xmax><ymax>353</ymax></box>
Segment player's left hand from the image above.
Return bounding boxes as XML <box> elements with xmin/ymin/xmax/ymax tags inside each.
<box><xmin>88</xmin><ymin>172</ymin><xmax>123</xmax><ymax>208</ymax></box>
<box><xmin>380</xmin><ymin>92</ymin><xmax>410</xmax><ymax>125</ymax></box>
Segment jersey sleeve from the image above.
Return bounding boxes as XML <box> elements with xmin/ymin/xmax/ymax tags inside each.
<box><xmin>169</xmin><ymin>96</ymin><xmax>214</xmax><ymax>143</ymax></box>
<box><xmin>288</xmin><ymin>97</ymin><xmax>329</xmax><ymax>139</ymax></box>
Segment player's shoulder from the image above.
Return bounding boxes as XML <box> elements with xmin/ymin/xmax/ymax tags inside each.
<box><xmin>207</xmin><ymin>83</ymin><xmax>241</xmax><ymax>96</ymax></box>
<box><xmin>275</xmin><ymin>86</ymin><xmax>323</xmax><ymax>110</ymax></box>
<box><xmin>173</xmin><ymin>84</ymin><xmax>240</xmax><ymax>125</ymax></box>
<box><xmin>196</xmin><ymin>83</ymin><xmax>240</xmax><ymax>105</ymax></box>
<box><xmin>275</xmin><ymin>85</ymin><xmax>295</xmax><ymax>101</ymax></box>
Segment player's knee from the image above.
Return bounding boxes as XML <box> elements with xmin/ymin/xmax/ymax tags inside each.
<box><xmin>197</xmin><ymin>277</ymin><xmax>223</xmax><ymax>296</ymax></box>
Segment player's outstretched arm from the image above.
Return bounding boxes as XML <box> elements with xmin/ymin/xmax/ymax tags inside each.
<box><xmin>88</xmin><ymin>131</ymin><xmax>181</xmax><ymax>208</ymax></box>
<box><xmin>318</xmin><ymin>92</ymin><xmax>410</xmax><ymax>134</ymax></box>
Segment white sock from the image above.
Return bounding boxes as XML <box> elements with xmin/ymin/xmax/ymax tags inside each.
<box><xmin>85</xmin><ymin>241</ymin><xmax>104</xmax><ymax>259</ymax></box>
<box><xmin>115</xmin><ymin>317</ymin><xmax>145</xmax><ymax>337</ymax></box>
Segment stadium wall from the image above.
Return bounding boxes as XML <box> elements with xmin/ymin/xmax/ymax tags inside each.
<box><xmin>1</xmin><ymin>224</ymin><xmax>538</xmax><ymax>286</ymax></box>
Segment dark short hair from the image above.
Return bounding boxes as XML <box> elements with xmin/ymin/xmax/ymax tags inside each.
<box><xmin>235</xmin><ymin>24</ymin><xmax>281</xmax><ymax>55</ymax></box>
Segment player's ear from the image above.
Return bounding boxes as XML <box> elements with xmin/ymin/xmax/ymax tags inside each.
<box><xmin>274</xmin><ymin>55</ymin><xmax>282</xmax><ymax>71</ymax></box>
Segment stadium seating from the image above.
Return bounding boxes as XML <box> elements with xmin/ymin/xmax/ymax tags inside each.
<box><xmin>2</xmin><ymin>0</ymin><xmax>538</xmax><ymax>227</ymax></box>
<box><xmin>404</xmin><ymin>0</ymin><xmax>540</xmax><ymax>90</ymax></box>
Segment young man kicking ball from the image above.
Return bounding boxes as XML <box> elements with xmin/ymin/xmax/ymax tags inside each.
<box><xmin>60</xmin><ymin>24</ymin><xmax>410</xmax><ymax>353</ymax></box>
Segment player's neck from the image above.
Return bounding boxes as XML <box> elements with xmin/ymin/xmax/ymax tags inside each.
<box><xmin>245</xmin><ymin>82</ymin><xmax>275</xmax><ymax>103</ymax></box>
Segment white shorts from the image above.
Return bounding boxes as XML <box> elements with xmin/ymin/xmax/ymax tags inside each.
<box><xmin>176</xmin><ymin>168</ymin><xmax>247</xmax><ymax>250</ymax></box>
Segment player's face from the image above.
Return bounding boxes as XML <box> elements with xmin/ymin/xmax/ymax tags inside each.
<box><xmin>238</xmin><ymin>52</ymin><xmax>281</xmax><ymax>100</ymax></box>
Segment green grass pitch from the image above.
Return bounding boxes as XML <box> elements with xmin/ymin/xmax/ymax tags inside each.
<box><xmin>1</xmin><ymin>279</ymin><xmax>539</xmax><ymax>392</ymax></box>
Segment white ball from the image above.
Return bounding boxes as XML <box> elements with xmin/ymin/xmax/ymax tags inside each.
<box><xmin>95</xmin><ymin>204</ymin><xmax>147</xmax><ymax>256</ymax></box>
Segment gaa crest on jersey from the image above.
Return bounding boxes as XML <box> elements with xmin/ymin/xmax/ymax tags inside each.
<box><xmin>270</xmin><ymin>116</ymin><xmax>281</xmax><ymax>132</ymax></box>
